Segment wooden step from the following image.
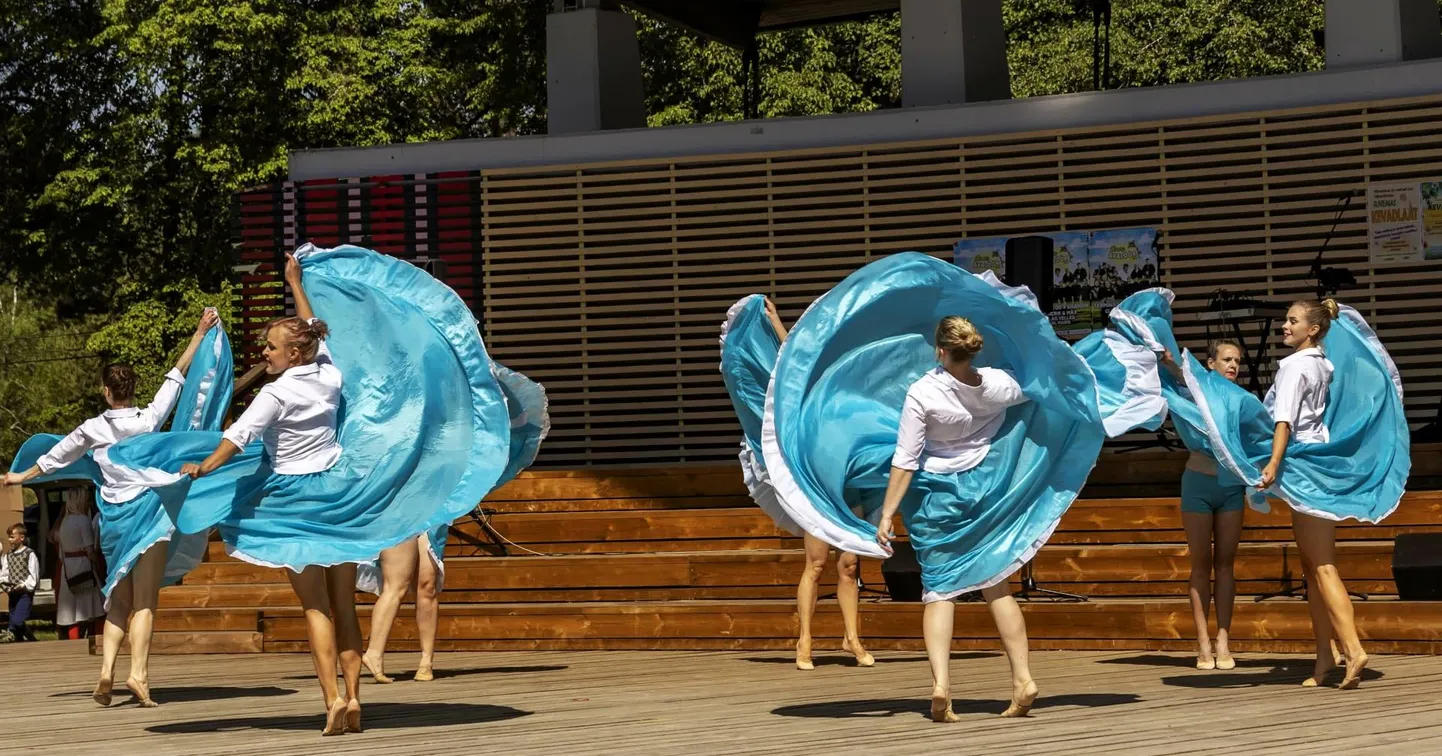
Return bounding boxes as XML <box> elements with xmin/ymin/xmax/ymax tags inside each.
<box><xmin>166</xmin><ymin>542</ymin><xmax>1401</xmax><ymax>609</ymax></box>
<box><xmin>479</xmin><ymin>445</ymin><xmax>1442</xmax><ymax>513</ymax></box>
<box><xmin>457</xmin><ymin>491</ymin><xmax>1442</xmax><ymax>554</ymax></box>
<box><xmin>196</xmin><ymin>491</ymin><xmax>1442</xmax><ymax>561</ymax></box>
<box><xmin>206</xmin><ymin>597</ymin><xmax>1442</xmax><ymax>654</ymax></box>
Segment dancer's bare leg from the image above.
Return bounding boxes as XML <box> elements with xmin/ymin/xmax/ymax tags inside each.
<box><xmin>982</xmin><ymin>581</ymin><xmax>1038</xmax><ymax>717</ymax></box>
<box><xmin>922</xmin><ymin>599</ymin><xmax>959</xmax><ymax>722</ymax></box>
<box><xmin>1293</xmin><ymin>511</ymin><xmax>1367</xmax><ymax>688</ymax></box>
<box><xmin>95</xmin><ymin>573</ymin><xmax>134</xmax><ymax>706</ymax></box>
<box><xmin>414</xmin><ymin>533</ymin><xmax>440</xmax><ymax>681</ymax></box>
<box><xmin>1297</xmin><ymin>549</ymin><xmax>1337</xmax><ymax>687</ymax></box>
<box><xmin>795</xmin><ymin>533</ymin><xmax>829</xmax><ymax>670</ymax></box>
<box><xmin>326</xmin><ymin>563</ymin><xmax>364</xmax><ymax>731</ymax></box>
<box><xmin>287</xmin><ymin>566</ymin><xmax>346</xmax><ymax>735</ymax></box>
<box><xmin>362</xmin><ymin>537</ymin><xmax>418</xmax><ymax>683</ymax></box>
<box><xmin>123</xmin><ymin>545</ymin><xmax>167</xmax><ymax>707</ymax></box>
<box><xmin>1212</xmin><ymin>508</ymin><xmax>1243</xmax><ymax>669</ymax></box>
<box><xmin>1182</xmin><ymin>511</ymin><xmax>1216</xmax><ymax>669</ymax></box>
<box><xmin>835</xmin><ymin>553</ymin><xmax>873</xmax><ymax>666</ymax></box>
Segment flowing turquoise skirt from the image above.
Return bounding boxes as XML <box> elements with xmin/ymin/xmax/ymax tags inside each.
<box><xmin>719</xmin><ymin>295</ymin><xmax>801</xmax><ymax>535</ymax></box>
<box><xmin>762</xmin><ymin>253</ymin><xmax>1156</xmax><ymax>601</ymax></box>
<box><xmin>1180</xmin><ymin>304</ymin><xmax>1409</xmax><ymax>522</ymax></box>
<box><xmin>356</xmin><ymin>361</ymin><xmax>549</xmax><ymax>593</ymax></box>
<box><xmin>105</xmin><ymin>244</ymin><xmax>513</xmax><ymax>570</ymax></box>
<box><xmin>1102</xmin><ymin>288</ymin><xmax>1408</xmax><ymax>521</ymax></box>
<box><xmin>1104</xmin><ymin>288</ymin><xmax>1248</xmax><ymax>490</ymax></box>
<box><xmin>8</xmin><ymin>323</ymin><xmax>233</xmax><ymax>601</ymax></box>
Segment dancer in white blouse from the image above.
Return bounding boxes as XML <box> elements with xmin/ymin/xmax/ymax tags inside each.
<box><xmin>874</xmin><ymin>317</ymin><xmax>1036</xmax><ymax>722</ymax></box>
<box><xmin>1262</xmin><ymin>299</ymin><xmax>1367</xmax><ymax>688</ymax></box>
<box><xmin>5</xmin><ymin>310</ymin><xmax>218</xmax><ymax>706</ymax></box>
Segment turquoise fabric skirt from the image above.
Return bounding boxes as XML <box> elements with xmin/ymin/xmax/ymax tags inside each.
<box><xmin>9</xmin><ymin>323</ymin><xmax>233</xmax><ymax>602</ymax></box>
<box><xmin>356</xmin><ymin>361</ymin><xmax>549</xmax><ymax>593</ymax></box>
<box><xmin>105</xmin><ymin>244</ymin><xmax>513</xmax><ymax>571</ymax></box>
<box><xmin>1105</xmin><ymin>289</ymin><xmax>1408</xmax><ymax>522</ymax></box>
<box><xmin>1181</xmin><ymin>304</ymin><xmax>1409</xmax><ymax>522</ymax></box>
<box><xmin>762</xmin><ymin>253</ymin><xmax>1150</xmax><ymax>601</ymax></box>
<box><xmin>719</xmin><ymin>295</ymin><xmax>801</xmax><ymax>536</ymax></box>
<box><xmin>1102</xmin><ymin>288</ymin><xmax>1247</xmax><ymax>489</ymax></box>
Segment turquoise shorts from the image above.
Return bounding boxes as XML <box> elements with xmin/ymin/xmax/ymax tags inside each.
<box><xmin>1180</xmin><ymin>469</ymin><xmax>1246</xmax><ymax>515</ymax></box>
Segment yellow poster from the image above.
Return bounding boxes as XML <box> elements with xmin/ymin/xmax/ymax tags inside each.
<box><xmin>1422</xmin><ymin>181</ymin><xmax>1442</xmax><ymax>260</ymax></box>
<box><xmin>1368</xmin><ymin>182</ymin><xmax>1424</xmax><ymax>263</ymax></box>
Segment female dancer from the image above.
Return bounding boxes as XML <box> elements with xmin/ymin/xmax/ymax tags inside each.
<box><xmin>4</xmin><ymin>309</ymin><xmax>225</xmax><ymax>707</ymax></box>
<box><xmin>1155</xmin><ymin>339</ymin><xmax>1248</xmax><ymax>669</ymax></box>
<box><xmin>361</xmin><ymin>363</ymin><xmax>549</xmax><ymax>684</ymax></box>
<box><xmin>1151</xmin><ymin>297</ymin><xmax>1406</xmax><ymax>688</ymax></box>
<box><xmin>52</xmin><ymin>489</ymin><xmax>105</xmax><ymax>639</ymax></box>
<box><xmin>105</xmin><ymin>244</ymin><xmax>513</xmax><ymax>734</ymax></box>
<box><xmin>720</xmin><ymin>294</ymin><xmax>873</xmax><ymax>670</ymax></box>
<box><xmin>761</xmin><ymin>254</ymin><xmax>1159</xmax><ymax>721</ymax></box>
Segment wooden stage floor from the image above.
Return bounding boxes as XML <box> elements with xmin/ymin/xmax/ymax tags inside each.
<box><xmin>8</xmin><ymin>641</ymin><xmax>1442</xmax><ymax>755</ymax></box>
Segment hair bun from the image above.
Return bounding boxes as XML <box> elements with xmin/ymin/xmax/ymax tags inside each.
<box><xmin>307</xmin><ymin>319</ymin><xmax>330</xmax><ymax>340</ymax></box>
<box><xmin>1321</xmin><ymin>298</ymin><xmax>1340</xmax><ymax>320</ymax></box>
<box><xmin>935</xmin><ymin>316</ymin><xmax>984</xmax><ymax>359</ymax></box>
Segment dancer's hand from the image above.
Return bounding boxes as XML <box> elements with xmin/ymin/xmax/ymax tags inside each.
<box><xmin>284</xmin><ymin>254</ymin><xmax>303</xmax><ymax>286</ymax></box>
<box><xmin>180</xmin><ymin>463</ymin><xmax>205</xmax><ymax>480</ymax></box>
<box><xmin>2</xmin><ymin>471</ymin><xmax>23</xmax><ymax>487</ymax></box>
<box><xmin>1159</xmin><ymin>349</ymin><xmax>1176</xmax><ymax>368</ymax></box>
<box><xmin>764</xmin><ymin>297</ymin><xmax>778</xmax><ymax>317</ymax></box>
<box><xmin>875</xmin><ymin>517</ymin><xmax>894</xmax><ymax>550</ymax></box>
<box><xmin>195</xmin><ymin>308</ymin><xmax>219</xmax><ymax>334</ymax></box>
<box><xmin>1258</xmin><ymin>462</ymin><xmax>1278</xmax><ymax>490</ymax></box>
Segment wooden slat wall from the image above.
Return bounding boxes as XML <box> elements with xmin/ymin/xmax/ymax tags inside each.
<box><xmin>238</xmin><ymin>94</ymin><xmax>1442</xmax><ymax>467</ymax></box>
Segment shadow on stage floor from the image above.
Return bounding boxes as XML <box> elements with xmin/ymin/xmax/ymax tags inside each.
<box><xmin>145</xmin><ymin>702</ymin><xmax>532</xmax><ymax>734</ymax></box>
<box><xmin>771</xmin><ymin>692</ymin><xmax>1140</xmax><ymax>720</ymax></box>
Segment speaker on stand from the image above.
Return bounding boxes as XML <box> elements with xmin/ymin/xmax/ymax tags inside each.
<box><xmin>1001</xmin><ymin>236</ymin><xmax>1087</xmax><ymax>603</ymax></box>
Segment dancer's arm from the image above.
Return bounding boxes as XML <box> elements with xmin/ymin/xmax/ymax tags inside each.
<box><xmin>286</xmin><ymin>254</ymin><xmax>315</xmax><ymax>322</ymax></box>
<box><xmin>180</xmin><ymin>440</ymin><xmax>242</xmax><ymax>479</ymax></box>
<box><xmin>874</xmin><ymin>467</ymin><xmax>915</xmax><ymax>549</ymax></box>
<box><xmin>1260</xmin><ymin>362</ymin><xmax>1306</xmax><ymax>489</ymax></box>
<box><xmin>4</xmin><ymin>417</ymin><xmax>98</xmax><ymax>486</ymax></box>
<box><xmin>1259</xmin><ymin>423</ymin><xmax>1289</xmax><ymax>489</ymax></box>
<box><xmin>877</xmin><ymin>392</ymin><xmax>926</xmax><ymax>548</ymax></box>
<box><xmin>1158</xmin><ymin>349</ymin><xmax>1184</xmax><ymax>383</ymax></box>
<box><xmin>764</xmin><ymin>297</ymin><xmax>788</xmax><ymax>341</ymax></box>
<box><xmin>181</xmin><ymin>388</ymin><xmax>283</xmax><ymax>478</ymax></box>
<box><xmin>172</xmin><ymin>309</ymin><xmax>220</xmax><ymax>377</ymax></box>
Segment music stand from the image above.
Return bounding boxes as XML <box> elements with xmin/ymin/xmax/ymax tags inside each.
<box><xmin>1012</xmin><ymin>561</ymin><xmax>1088</xmax><ymax>602</ymax></box>
<box><xmin>448</xmin><ymin>507</ymin><xmax>510</xmax><ymax>557</ymax></box>
<box><xmin>1253</xmin><ymin>545</ymin><xmax>1368</xmax><ymax>602</ymax></box>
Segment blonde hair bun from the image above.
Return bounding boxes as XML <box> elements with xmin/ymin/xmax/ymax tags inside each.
<box><xmin>935</xmin><ymin>316</ymin><xmax>984</xmax><ymax>360</ymax></box>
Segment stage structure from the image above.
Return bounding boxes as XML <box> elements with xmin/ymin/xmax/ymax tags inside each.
<box><xmin>233</xmin><ymin>5</ymin><xmax>1442</xmax><ymax>470</ymax></box>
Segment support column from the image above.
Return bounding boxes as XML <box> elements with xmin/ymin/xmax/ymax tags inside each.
<box><xmin>900</xmin><ymin>0</ymin><xmax>1011</xmax><ymax>107</ymax></box>
<box><xmin>1325</xmin><ymin>0</ymin><xmax>1442</xmax><ymax>69</ymax></box>
<box><xmin>546</xmin><ymin>0</ymin><xmax>646</xmax><ymax>134</ymax></box>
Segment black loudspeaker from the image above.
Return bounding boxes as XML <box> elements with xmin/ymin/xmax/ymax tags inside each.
<box><xmin>1392</xmin><ymin>534</ymin><xmax>1442</xmax><ymax>600</ymax></box>
<box><xmin>881</xmin><ymin>540</ymin><xmax>924</xmax><ymax>602</ymax></box>
<box><xmin>1004</xmin><ymin>235</ymin><xmax>1055</xmax><ymax>313</ymax></box>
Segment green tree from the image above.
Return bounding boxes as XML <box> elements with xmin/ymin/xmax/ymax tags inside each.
<box><xmin>0</xmin><ymin>286</ymin><xmax>104</xmax><ymax>466</ymax></box>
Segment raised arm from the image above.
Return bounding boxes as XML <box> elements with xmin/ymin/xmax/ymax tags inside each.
<box><xmin>1158</xmin><ymin>349</ymin><xmax>1184</xmax><ymax>383</ymax></box>
<box><xmin>764</xmin><ymin>297</ymin><xmax>788</xmax><ymax>342</ymax></box>
<box><xmin>172</xmin><ymin>309</ymin><xmax>221</xmax><ymax>377</ymax></box>
<box><xmin>285</xmin><ymin>254</ymin><xmax>315</xmax><ymax>322</ymax></box>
